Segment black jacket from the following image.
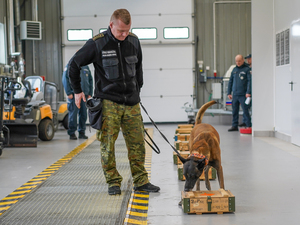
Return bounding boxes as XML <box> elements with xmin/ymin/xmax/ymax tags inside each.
<box><xmin>68</xmin><ymin>27</ymin><xmax>143</xmax><ymax>106</ymax></box>
<box><xmin>227</xmin><ymin>63</ymin><xmax>251</xmax><ymax>96</ymax></box>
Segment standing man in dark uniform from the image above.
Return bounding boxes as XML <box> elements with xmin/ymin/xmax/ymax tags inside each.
<box><xmin>62</xmin><ymin>64</ymin><xmax>93</xmax><ymax>140</ymax></box>
<box><xmin>227</xmin><ymin>54</ymin><xmax>252</xmax><ymax>131</ymax></box>
<box><xmin>67</xmin><ymin>9</ymin><xmax>160</xmax><ymax>195</ymax></box>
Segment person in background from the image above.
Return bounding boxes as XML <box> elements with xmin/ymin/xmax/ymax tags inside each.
<box><xmin>227</xmin><ymin>54</ymin><xmax>252</xmax><ymax>131</ymax></box>
<box><xmin>67</xmin><ymin>8</ymin><xmax>160</xmax><ymax>195</ymax></box>
<box><xmin>245</xmin><ymin>53</ymin><xmax>252</xmax><ymax>67</ymax></box>
<box><xmin>62</xmin><ymin>64</ymin><xmax>93</xmax><ymax>140</ymax></box>
<box><xmin>238</xmin><ymin>53</ymin><xmax>252</xmax><ymax>127</ymax></box>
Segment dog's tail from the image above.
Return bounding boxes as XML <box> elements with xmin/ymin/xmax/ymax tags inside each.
<box><xmin>195</xmin><ymin>100</ymin><xmax>217</xmax><ymax>125</ymax></box>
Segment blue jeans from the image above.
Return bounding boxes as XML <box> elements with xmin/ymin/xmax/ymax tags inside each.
<box><xmin>67</xmin><ymin>96</ymin><xmax>87</xmax><ymax>135</ymax></box>
<box><xmin>232</xmin><ymin>95</ymin><xmax>251</xmax><ymax>127</ymax></box>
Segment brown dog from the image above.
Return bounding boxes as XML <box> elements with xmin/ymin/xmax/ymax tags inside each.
<box><xmin>178</xmin><ymin>100</ymin><xmax>225</xmax><ymax>192</ymax></box>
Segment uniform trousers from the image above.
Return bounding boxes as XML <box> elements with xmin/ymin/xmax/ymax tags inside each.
<box><xmin>231</xmin><ymin>95</ymin><xmax>252</xmax><ymax>128</ymax></box>
<box><xmin>97</xmin><ymin>99</ymin><xmax>149</xmax><ymax>188</ymax></box>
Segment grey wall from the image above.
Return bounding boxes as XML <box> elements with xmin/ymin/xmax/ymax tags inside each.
<box><xmin>195</xmin><ymin>0</ymin><xmax>251</xmax><ymax>108</ymax></box>
<box><xmin>20</xmin><ymin>0</ymin><xmax>64</xmax><ymax>100</ymax></box>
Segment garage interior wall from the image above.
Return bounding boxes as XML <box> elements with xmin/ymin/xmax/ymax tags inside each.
<box><xmin>196</xmin><ymin>0</ymin><xmax>251</xmax><ymax>109</ymax></box>
<box><xmin>1</xmin><ymin>0</ymin><xmax>251</xmax><ymax>121</ymax></box>
<box><xmin>252</xmin><ymin>0</ymin><xmax>300</xmax><ymax>146</ymax></box>
<box><xmin>0</xmin><ymin>0</ymin><xmax>64</xmax><ymax>100</ymax></box>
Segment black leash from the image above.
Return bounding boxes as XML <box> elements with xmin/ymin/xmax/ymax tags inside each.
<box><xmin>140</xmin><ymin>102</ymin><xmax>183</xmax><ymax>156</ymax></box>
<box><xmin>144</xmin><ymin>129</ymin><xmax>160</xmax><ymax>154</ymax></box>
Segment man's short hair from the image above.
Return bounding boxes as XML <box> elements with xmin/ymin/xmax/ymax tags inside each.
<box><xmin>110</xmin><ymin>9</ymin><xmax>131</xmax><ymax>25</ymax></box>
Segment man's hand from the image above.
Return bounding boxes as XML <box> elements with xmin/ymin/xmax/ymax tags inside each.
<box><xmin>74</xmin><ymin>92</ymin><xmax>86</xmax><ymax>109</ymax></box>
<box><xmin>228</xmin><ymin>94</ymin><xmax>232</xmax><ymax>100</ymax></box>
<box><xmin>67</xmin><ymin>94</ymin><xmax>73</xmax><ymax>99</ymax></box>
<box><xmin>246</xmin><ymin>94</ymin><xmax>251</xmax><ymax>98</ymax></box>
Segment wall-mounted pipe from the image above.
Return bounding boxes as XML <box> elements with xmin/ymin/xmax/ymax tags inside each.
<box><xmin>7</xmin><ymin>0</ymin><xmax>15</xmax><ymax>56</ymax></box>
<box><xmin>213</xmin><ymin>1</ymin><xmax>251</xmax><ymax>77</ymax></box>
<box><xmin>32</xmin><ymin>0</ymin><xmax>38</xmax><ymax>74</ymax></box>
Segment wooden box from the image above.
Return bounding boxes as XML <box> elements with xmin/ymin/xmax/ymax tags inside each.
<box><xmin>178</xmin><ymin>124</ymin><xmax>194</xmax><ymax>129</ymax></box>
<box><xmin>174</xmin><ymin>134</ymin><xmax>190</xmax><ymax>141</ymax></box>
<box><xmin>181</xmin><ymin>189</ymin><xmax>235</xmax><ymax>214</ymax></box>
<box><xmin>175</xmin><ymin>128</ymin><xmax>193</xmax><ymax>134</ymax></box>
<box><xmin>175</xmin><ymin>140</ymin><xmax>190</xmax><ymax>151</ymax></box>
<box><xmin>173</xmin><ymin>151</ymin><xmax>190</xmax><ymax>165</ymax></box>
<box><xmin>177</xmin><ymin>164</ymin><xmax>216</xmax><ymax>181</ymax></box>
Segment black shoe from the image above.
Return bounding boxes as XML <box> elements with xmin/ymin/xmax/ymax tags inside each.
<box><xmin>69</xmin><ymin>134</ymin><xmax>77</xmax><ymax>140</ymax></box>
<box><xmin>134</xmin><ymin>183</ymin><xmax>160</xmax><ymax>192</ymax></box>
<box><xmin>78</xmin><ymin>133</ymin><xmax>88</xmax><ymax>139</ymax></box>
<box><xmin>238</xmin><ymin>123</ymin><xmax>246</xmax><ymax>127</ymax></box>
<box><xmin>228</xmin><ymin>127</ymin><xmax>238</xmax><ymax>132</ymax></box>
<box><xmin>108</xmin><ymin>186</ymin><xmax>121</xmax><ymax>195</ymax></box>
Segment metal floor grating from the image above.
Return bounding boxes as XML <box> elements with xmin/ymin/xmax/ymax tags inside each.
<box><xmin>0</xmin><ymin>134</ymin><xmax>133</xmax><ymax>225</ymax></box>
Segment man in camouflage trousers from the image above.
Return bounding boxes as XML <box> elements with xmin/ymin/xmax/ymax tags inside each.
<box><xmin>68</xmin><ymin>9</ymin><xmax>160</xmax><ymax>195</ymax></box>
<box><xmin>97</xmin><ymin>100</ymin><xmax>149</xmax><ymax>188</ymax></box>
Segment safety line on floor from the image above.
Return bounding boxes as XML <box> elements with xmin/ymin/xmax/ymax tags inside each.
<box><xmin>0</xmin><ymin>135</ymin><xmax>96</xmax><ymax>216</ymax></box>
<box><xmin>124</xmin><ymin>128</ymin><xmax>153</xmax><ymax>225</ymax></box>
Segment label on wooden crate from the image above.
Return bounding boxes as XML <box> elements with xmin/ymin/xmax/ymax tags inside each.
<box><xmin>182</xmin><ymin>190</ymin><xmax>235</xmax><ymax>214</ymax></box>
<box><xmin>174</xmin><ymin>134</ymin><xmax>190</xmax><ymax>141</ymax></box>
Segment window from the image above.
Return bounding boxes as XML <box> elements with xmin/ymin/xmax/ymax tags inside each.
<box><xmin>99</xmin><ymin>28</ymin><xmax>107</xmax><ymax>33</ymax></box>
<box><xmin>131</xmin><ymin>28</ymin><xmax>157</xmax><ymax>40</ymax></box>
<box><xmin>163</xmin><ymin>27</ymin><xmax>189</xmax><ymax>39</ymax></box>
<box><xmin>67</xmin><ymin>29</ymin><xmax>93</xmax><ymax>41</ymax></box>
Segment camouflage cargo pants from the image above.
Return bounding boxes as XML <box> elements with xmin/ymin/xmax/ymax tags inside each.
<box><xmin>96</xmin><ymin>99</ymin><xmax>149</xmax><ymax>188</ymax></box>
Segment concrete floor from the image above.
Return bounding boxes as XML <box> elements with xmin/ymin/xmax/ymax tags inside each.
<box><xmin>1</xmin><ymin>121</ymin><xmax>300</xmax><ymax>224</ymax></box>
<box><xmin>147</xmin><ymin>123</ymin><xmax>300</xmax><ymax>225</ymax></box>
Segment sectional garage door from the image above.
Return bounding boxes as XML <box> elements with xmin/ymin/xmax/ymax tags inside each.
<box><xmin>62</xmin><ymin>0</ymin><xmax>194</xmax><ymax>122</ymax></box>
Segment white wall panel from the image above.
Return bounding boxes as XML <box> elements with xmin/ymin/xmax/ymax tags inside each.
<box><xmin>62</xmin><ymin>0</ymin><xmax>192</xmax><ymax>16</ymax></box>
<box><xmin>140</xmin><ymin>96</ymin><xmax>192</xmax><ymax>123</ymax></box>
<box><xmin>62</xmin><ymin>0</ymin><xmax>194</xmax><ymax>122</ymax></box>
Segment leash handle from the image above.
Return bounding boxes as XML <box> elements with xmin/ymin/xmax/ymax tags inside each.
<box><xmin>140</xmin><ymin>102</ymin><xmax>182</xmax><ymax>156</ymax></box>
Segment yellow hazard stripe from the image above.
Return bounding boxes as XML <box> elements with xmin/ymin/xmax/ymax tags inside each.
<box><xmin>2</xmin><ymin>195</ymin><xmax>25</xmax><ymax>200</ymax></box>
<box><xmin>131</xmin><ymin>199</ymin><xmax>148</xmax><ymax>204</ymax></box>
<box><xmin>0</xmin><ymin>134</ymin><xmax>96</xmax><ymax>217</ymax></box>
<box><xmin>133</xmin><ymin>193</ymin><xmax>149</xmax><ymax>198</ymax></box>
<box><xmin>0</xmin><ymin>200</ymin><xmax>17</xmax><ymax>206</ymax></box>
<box><xmin>124</xmin><ymin>218</ymin><xmax>147</xmax><ymax>225</ymax></box>
<box><xmin>124</xmin><ymin>128</ymin><xmax>153</xmax><ymax>225</ymax></box>
<box><xmin>129</xmin><ymin>204</ymin><xmax>148</xmax><ymax>210</ymax></box>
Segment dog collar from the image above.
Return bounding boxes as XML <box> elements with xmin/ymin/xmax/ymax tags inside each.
<box><xmin>189</xmin><ymin>153</ymin><xmax>208</xmax><ymax>165</ymax></box>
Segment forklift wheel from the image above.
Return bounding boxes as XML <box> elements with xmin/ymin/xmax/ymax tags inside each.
<box><xmin>62</xmin><ymin>114</ymin><xmax>68</xmax><ymax>130</ymax></box>
<box><xmin>39</xmin><ymin>119</ymin><xmax>55</xmax><ymax>141</ymax></box>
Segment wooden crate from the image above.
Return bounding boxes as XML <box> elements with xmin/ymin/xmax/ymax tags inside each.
<box><xmin>182</xmin><ymin>189</ymin><xmax>235</xmax><ymax>214</ymax></box>
<box><xmin>174</xmin><ymin>134</ymin><xmax>190</xmax><ymax>141</ymax></box>
<box><xmin>175</xmin><ymin>128</ymin><xmax>193</xmax><ymax>134</ymax></box>
<box><xmin>173</xmin><ymin>151</ymin><xmax>190</xmax><ymax>165</ymax></box>
<box><xmin>178</xmin><ymin>124</ymin><xmax>194</xmax><ymax>129</ymax></box>
<box><xmin>177</xmin><ymin>164</ymin><xmax>216</xmax><ymax>181</ymax></box>
<box><xmin>175</xmin><ymin>140</ymin><xmax>189</xmax><ymax>151</ymax></box>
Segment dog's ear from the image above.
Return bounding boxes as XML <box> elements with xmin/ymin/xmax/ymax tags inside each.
<box><xmin>177</xmin><ymin>154</ymin><xmax>188</xmax><ymax>164</ymax></box>
<box><xmin>196</xmin><ymin>158</ymin><xmax>207</xmax><ymax>171</ymax></box>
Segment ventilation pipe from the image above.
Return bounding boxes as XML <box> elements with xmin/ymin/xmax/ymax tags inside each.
<box><xmin>32</xmin><ymin>0</ymin><xmax>38</xmax><ymax>74</ymax></box>
<box><xmin>14</xmin><ymin>0</ymin><xmax>24</xmax><ymax>78</ymax></box>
